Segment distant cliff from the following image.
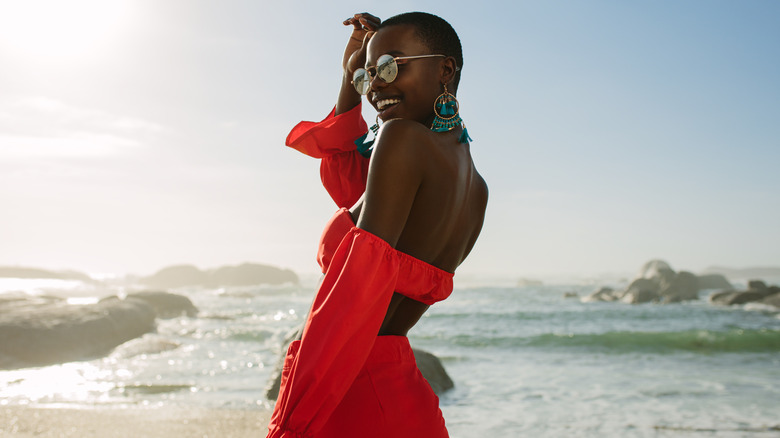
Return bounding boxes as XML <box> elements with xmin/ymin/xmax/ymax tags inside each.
<box><xmin>0</xmin><ymin>267</ymin><xmax>97</xmax><ymax>283</ymax></box>
<box><xmin>701</xmin><ymin>266</ymin><xmax>780</xmax><ymax>279</ymax></box>
<box><xmin>141</xmin><ymin>263</ymin><xmax>299</xmax><ymax>288</ymax></box>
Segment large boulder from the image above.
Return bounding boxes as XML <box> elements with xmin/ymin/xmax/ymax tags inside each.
<box><xmin>638</xmin><ymin>260</ymin><xmax>676</xmax><ymax>284</ymax></box>
<box><xmin>621</xmin><ymin>278</ymin><xmax>661</xmax><ymax>304</ymax></box>
<box><xmin>0</xmin><ymin>297</ymin><xmax>156</xmax><ymax>369</ymax></box>
<box><xmin>127</xmin><ymin>291</ymin><xmax>198</xmax><ymax>318</ymax></box>
<box><xmin>660</xmin><ymin>271</ymin><xmax>699</xmax><ymax>303</ymax></box>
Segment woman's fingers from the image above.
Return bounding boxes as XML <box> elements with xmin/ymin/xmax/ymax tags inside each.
<box><xmin>343</xmin><ymin>12</ymin><xmax>380</xmax><ymax>31</ymax></box>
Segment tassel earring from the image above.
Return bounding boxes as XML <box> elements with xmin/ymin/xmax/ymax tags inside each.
<box><xmin>431</xmin><ymin>84</ymin><xmax>471</xmax><ymax>143</ymax></box>
<box><xmin>354</xmin><ymin>114</ymin><xmax>380</xmax><ymax>158</ymax></box>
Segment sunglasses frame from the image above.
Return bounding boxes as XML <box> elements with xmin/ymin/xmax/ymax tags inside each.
<box><xmin>352</xmin><ymin>53</ymin><xmax>449</xmax><ymax>95</ymax></box>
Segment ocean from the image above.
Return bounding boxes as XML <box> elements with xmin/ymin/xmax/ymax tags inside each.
<box><xmin>1</xmin><ymin>278</ymin><xmax>779</xmax><ymax>437</ymax></box>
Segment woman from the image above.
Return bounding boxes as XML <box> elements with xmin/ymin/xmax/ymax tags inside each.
<box><xmin>267</xmin><ymin>12</ymin><xmax>487</xmax><ymax>438</ymax></box>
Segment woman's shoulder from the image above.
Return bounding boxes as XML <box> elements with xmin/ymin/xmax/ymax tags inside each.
<box><xmin>372</xmin><ymin>119</ymin><xmax>438</xmax><ymax>158</ymax></box>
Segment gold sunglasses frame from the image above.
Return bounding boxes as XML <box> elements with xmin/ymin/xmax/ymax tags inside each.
<box><xmin>352</xmin><ymin>54</ymin><xmax>448</xmax><ymax>95</ymax></box>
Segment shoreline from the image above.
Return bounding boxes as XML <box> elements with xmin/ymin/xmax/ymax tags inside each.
<box><xmin>0</xmin><ymin>405</ymin><xmax>272</xmax><ymax>438</ymax></box>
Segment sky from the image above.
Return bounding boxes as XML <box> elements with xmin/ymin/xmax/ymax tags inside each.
<box><xmin>0</xmin><ymin>0</ymin><xmax>778</xmax><ymax>281</ymax></box>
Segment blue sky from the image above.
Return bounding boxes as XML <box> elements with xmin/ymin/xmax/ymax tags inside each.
<box><xmin>0</xmin><ymin>1</ymin><xmax>778</xmax><ymax>280</ymax></box>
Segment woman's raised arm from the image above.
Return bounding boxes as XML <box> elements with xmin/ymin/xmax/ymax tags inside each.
<box><xmin>335</xmin><ymin>13</ymin><xmax>380</xmax><ymax>115</ymax></box>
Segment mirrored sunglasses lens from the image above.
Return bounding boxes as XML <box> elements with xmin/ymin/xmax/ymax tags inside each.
<box><xmin>376</xmin><ymin>55</ymin><xmax>397</xmax><ymax>83</ymax></box>
<box><xmin>352</xmin><ymin>69</ymin><xmax>370</xmax><ymax>95</ymax></box>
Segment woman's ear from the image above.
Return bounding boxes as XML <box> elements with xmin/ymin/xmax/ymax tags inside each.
<box><xmin>440</xmin><ymin>56</ymin><xmax>458</xmax><ymax>86</ymax></box>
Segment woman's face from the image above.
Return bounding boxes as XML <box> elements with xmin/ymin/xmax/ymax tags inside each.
<box><xmin>365</xmin><ymin>24</ymin><xmax>443</xmax><ymax>125</ymax></box>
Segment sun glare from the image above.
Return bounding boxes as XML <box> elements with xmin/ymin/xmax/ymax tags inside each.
<box><xmin>0</xmin><ymin>0</ymin><xmax>132</xmax><ymax>60</ymax></box>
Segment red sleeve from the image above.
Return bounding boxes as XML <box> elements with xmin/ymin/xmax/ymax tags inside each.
<box><xmin>285</xmin><ymin>105</ymin><xmax>370</xmax><ymax>208</ymax></box>
<box><xmin>266</xmin><ymin>227</ymin><xmax>399</xmax><ymax>438</ymax></box>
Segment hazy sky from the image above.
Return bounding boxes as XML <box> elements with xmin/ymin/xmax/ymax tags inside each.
<box><xmin>1</xmin><ymin>0</ymin><xmax>778</xmax><ymax>280</ymax></box>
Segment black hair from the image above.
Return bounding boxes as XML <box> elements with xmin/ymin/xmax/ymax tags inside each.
<box><xmin>380</xmin><ymin>12</ymin><xmax>463</xmax><ymax>90</ymax></box>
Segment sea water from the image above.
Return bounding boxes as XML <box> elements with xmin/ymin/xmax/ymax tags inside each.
<box><xmin>1</xmin><ymin>280</ymin><xmax>779</xmax><ymax>437</ymax></box>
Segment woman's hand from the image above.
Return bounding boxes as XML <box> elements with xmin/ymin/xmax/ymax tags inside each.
<box><xmin>335</xmin><ymin>13</ymin><xmax>380</xmax><ymax>115</ymax></box>
<box><xmin>342</xmin><ymin>13</ymin><xmax>380</xmax><ymax>76</ymax></box>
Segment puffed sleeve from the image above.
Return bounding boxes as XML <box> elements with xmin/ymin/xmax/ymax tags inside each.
<box><xmin>285</xmin><ymin>105</ymin><xmax>370</xmax><ymax>208</ymax></box>
<box><xmin>266</xmin><ymin>227</ymin><xmax>400</xmax><ymax>438</ymax></box>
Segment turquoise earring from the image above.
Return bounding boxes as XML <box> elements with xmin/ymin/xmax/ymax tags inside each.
<box><xmin>354</xmin><ymin>115</ymin><xmax>380</xmax><ymax>158</ymax></box>
<box><xmin>431</xmin><ymin>84</ymin><xmax>471</xmax><ymax>143</ymax></box>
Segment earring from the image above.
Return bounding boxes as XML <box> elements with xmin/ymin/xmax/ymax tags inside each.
<box><xmin>432</xmin><ymin>84</ymin><xmax>471</xmax><ymax>143</ymax></box>
<box><xmin>354</xmin><ymin>114</ymin><xmax>381</xmax><ymax>158</ymax></box>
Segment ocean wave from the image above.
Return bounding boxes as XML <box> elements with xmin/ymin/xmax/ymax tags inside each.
<box><xmin>449</xmin><ymin>329</ymin><xmax>780</xmax><ymax>353</ymax></box>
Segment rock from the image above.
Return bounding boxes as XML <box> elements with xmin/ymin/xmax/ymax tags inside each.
<box><xmin>582</xmin><ymin>287</ymin><xmax>621</xmax><ymax>302</ymax></box>
<box><xmin>265</xmin><ymin>326</ymin><xmax>302</xmax><ymax>401</ymax></box>
<box><xmin>747</xmin><ymin>280</ymin><xmax>768</xmax><ymax>293</ymax></box>
<box><xmin>125</xmin><ymin>291</ymin><xmax>198</xmax><ymax>318</ymax></box>
<box><xmin>710</xmin><ymin>290</ymin><xmax>766</xmax><ymax>306</ymax></box>
<box><xmin>411</xmin><ymin>348</ymin><xmax>454</xmax><ymax>394</ymax></box>
<box><xmin>563</xmin><ymin>292</ymin><xmax>579</xmax><ymax>299</ymax></box>
<box><xmin>0</xmin><ymin>297</ymin><xmax>156</xmax><ymax>369</ymax></box>
<box><xmin>621</xmin><ymin>278</ymin><xmax>661</xmax><ymax>304</ymax></box>
<box><xmin>660</xmin><ymin>271</ymin><xmax>699</xmax><ymax>303</ymax></box>
<box><xmin>696</xmin><ymin>274</ymin><xmax>733</xmax><ymax>291</ymax></box>
<box><xmin>265</xmin><ymin>327</ymin><xmax>454</xmax><ymax>400</ymax></box>
<box><xmin>758</xmin><ymin>293</ymin><xmax>780</xmax><ymax>308</ymax></box>
<box><xmin>638</xmin><ymin>260</ymin><xmax>675</xmax><ymax>284</ymax></box>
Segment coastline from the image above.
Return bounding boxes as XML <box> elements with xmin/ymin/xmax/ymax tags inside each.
<box><xmin>0</xmin><ymin>405</ymin><xmax>272</xmax><ymax>438</ymax></box>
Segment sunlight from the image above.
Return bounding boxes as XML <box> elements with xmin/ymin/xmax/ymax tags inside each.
<box><xmin>0</xmin><ymin>0</ymin><xmax>133</xmax><ymax>59</ymax></box>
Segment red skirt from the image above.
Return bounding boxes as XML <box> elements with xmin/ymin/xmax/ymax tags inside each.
<box><xmin>276</xmin><ymin>336</ymin><xmax>449</xmax><ymax>438</ymax></box>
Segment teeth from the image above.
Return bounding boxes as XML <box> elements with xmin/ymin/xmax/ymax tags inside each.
<box><xmin>376</xmin><ymin>98</ymin><xmax>400</xmax><ymax>110</ymax></box>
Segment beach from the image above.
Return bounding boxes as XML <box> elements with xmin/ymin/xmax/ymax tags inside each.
<box><xmin>2</xmin><ymin>277</ymin><xmax>779</xmax><ymax>436</ymax></box>
<box><xmin>0</xmin><ymin>406</ymin><xmax>270</xmax><ymax>438</ymax></box>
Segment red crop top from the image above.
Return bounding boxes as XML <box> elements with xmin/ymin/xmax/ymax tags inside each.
<box><xmin>268</xmin><ymin>105</ymin><xmax>454</xmax><ymax>438</ymax></box>
<box><xmin>318</xmin><ymin>207</ymin><xmax>453</xmax><ymax>305</ymax></box>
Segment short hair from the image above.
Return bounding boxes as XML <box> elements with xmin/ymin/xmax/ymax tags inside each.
<box><xmin>380</xmin><ymin>12</ymin><xmax>463</xmax><ymax>90</ymax></box>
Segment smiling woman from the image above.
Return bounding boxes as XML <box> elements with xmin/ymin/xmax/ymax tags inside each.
<box><xmin>0</xmin><ymin>0</ymin><xmax>133</xmax><ymax>59</ymax></box>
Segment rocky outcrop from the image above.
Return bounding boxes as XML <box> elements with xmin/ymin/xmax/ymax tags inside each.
<box><xmin>584</xmin><ymin>260</ymin><xmax>730</xmax><ymax>304</ymax></box>
<box><xmin>100</xmin><ymin>291</ymin><xmax>198</xmax><ymax>318</ymax></box>
<box><xmin>621</xmin><ymin>278</ymin><xmax>660</xmax><ymax>304</ymax></box>
<box><xmin>142</xmin><ymin>263</ymin><xmax>298</xmax><ymax>289</ymax></box>
<box><xmin>660</xmin><ymin>271</ymin><xmax>699</xmax><ymax>303</ymax></box>
<box><xmin>710</xmin><ymin>280</ymin><xmax>780</xmax><ymax>307</ymax></box>
<box><xmin>0</xmin><ymin>296</ymin><xmax>156</xmax><ymax>369</ymax></box>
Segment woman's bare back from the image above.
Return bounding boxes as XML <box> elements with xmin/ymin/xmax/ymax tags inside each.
<box><xmin>350</xmin><ymin>120</ymin><xmax>487</xmax><ymax>335</ymax></box>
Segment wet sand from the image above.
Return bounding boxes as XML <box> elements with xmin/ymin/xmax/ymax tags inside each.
<box><xmin>0</xmin><ymin>406</ymin><xmax>272</xmax><ymax>438</ymax></box>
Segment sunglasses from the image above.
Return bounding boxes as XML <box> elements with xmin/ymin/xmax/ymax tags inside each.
<box><xmin>352</xmin><ymin>53</ymin><xmax>449</xmax><ymax>95</ymax></box>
